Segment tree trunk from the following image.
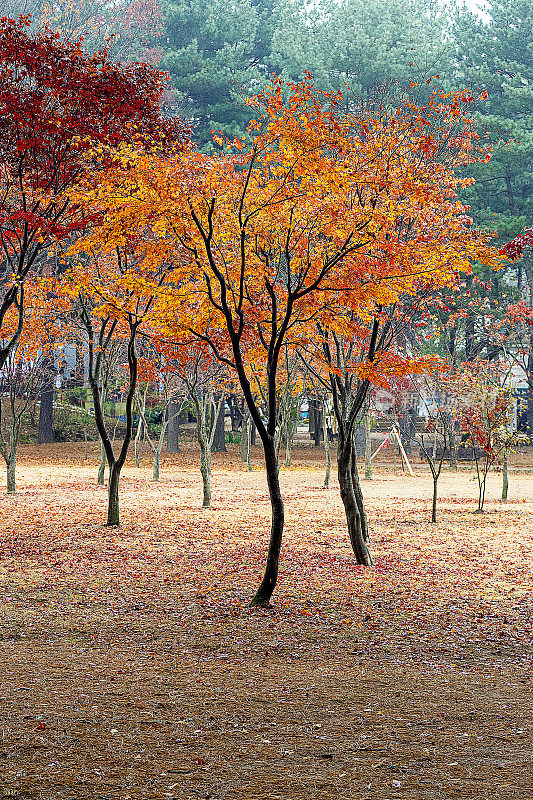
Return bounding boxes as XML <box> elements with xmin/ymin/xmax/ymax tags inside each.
<box><xmin>308</xmin><ymin>397</ymin><xmax>316</xmax><ymax>440</ymax></box>
<box><xmin>38</xmin><ymin>368</ymin><xmax>54</xmax><ymax>444</ymax></box>
<box><xmin>85</xmin><ymin>315</ymin><xmax>137</xmax><ymax>529</ymax></box>
<box><xmin>241</xmin><ymin>410</ymin><xmax>253</xmax><ymax>470</ymax></box>
<box><xmin>241</xmin><ymin>410</ymin><xmax>249</xmax><ymax>462</ymax></box>
<box><xmin>246</xmin><ymin>414</ymin><xmax>252</xmax><ymax>471</ymax></box>
<box><xmin>432</xmin><ymin>474</ymin><xmax>438</xmax><ymax>523</ymax></box>
<box><xmin>502</xmin><ymin>448</ymin><xmax>508</xmax><ymax>502</ymax></box>
<box><xmin>285</xmin><ymin>427</ymin><xmax>293</xmax><ymax>468</ymax></box>
<box><xmin>153</xmin><ymin>448</ymin><xmax>160</xmax><ymax>482</ymax></box>
<box><xmin>312</xmin><ymin>399</ymin><xmax>323</xmax><ymax>446</ymax></box>
<box><xmin>448</xmin><ymin>415</ymin><xmax>458</xmax><ymax>470</ymax></box>
<box><xmin>337</xmin><ymin>436</ymin><xmax>372</xmax><ymax>565</ymax></box>
<box><xmin>166</xmin><ymin>399</ymin><xmax>180</xmax><ymax>452</ymax></box>
<box><xmin>352</xmin><ymin>445</ymin><xmax>370</xmax><ymax>545</ymax></box>
<box><xmin>200</xmin><ymin>452</ymin><xmax>211</xmax><ymax>507</ymax></box>
<box><xmin>228</xmin><ymin>394</ymin><xmax>243</xmax><ymax>432</ymax></box>
<box><xmin>478</xmin><ymin>478</ymin><xmax>487</xmax><ymax>512</ymax></box>
<box><xmin>250</xmin><ymin>438</ymin><xmax>284</xmax><ymax>607</ymax></box>
<box><xmin>6</xmin><ymin>450</ymin><xmax>16</xmax><ymax>494</ymax></box>
<box><xmin>323</xmin><ymin>411</ymin><xmax>331</xmax><ymax>488</ymax></box>
<box><xmin>134</xmin><ymin>418</ymin><xmax>143</xmax><ymax>467</ymax></box>
<box><xmin>74</xmin><ymin>338</ymin><xmax>85</xmax><ymax>386</ymax></box>
<box><xmin>107</xmin><ymin>464</ymin><xmax>121</xmax><ymax>526</ymax></box>
<box><xmin>97</xmin><ymin>440</ymin><xmax>106</xmax><ymax>485</ymax></box>
<box><xmin>211</xmin><ymin>394</ymin><xmax>227</xmax><ymax>452</ymax></box>
<box><xmin>474</xmin><ymin>457</ymin><xmax>487</xmax><ymax>513</ymax></box>
<box><xmin>199</xmin><ymin>407</ymin><xmax>211</xmax><ymax>507</ymax></box>
<box><xmin>364</xmin><ymin>406</ymin><xmax>372</xmax><ymax>480</ymax></box>
<box><xmin>195</xmin><ymin>393</ymin><xmax>212</xmax><ymax>508</ymax></box>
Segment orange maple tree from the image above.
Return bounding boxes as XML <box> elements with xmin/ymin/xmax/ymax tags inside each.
<box><xmin>0</xmin><ymin>277</ymin><xmax>67</xmax><ymax>493</ymax></box>
<box><xmin>60</xmin><ymin>244</ymin><xmax>165</xmax><ymax>526</ymax></box>
<box><xmin>70</xmin><ymin>76</ymin><xmax>502</xmax><ymax>606</ymax></box>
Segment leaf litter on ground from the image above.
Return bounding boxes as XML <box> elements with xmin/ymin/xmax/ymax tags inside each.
<box><xmin>0</xmin><ymin>443</ymin><xmax>532</xmax><ymax>799</ymax></box>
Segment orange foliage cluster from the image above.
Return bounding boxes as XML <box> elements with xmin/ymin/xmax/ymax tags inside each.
<box><xmin>67</xmin><ymin>76</ymin><xmax>503</xmax><ymax>387</ymax></box>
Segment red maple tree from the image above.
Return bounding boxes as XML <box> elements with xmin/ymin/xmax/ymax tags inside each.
<box><xmin>0</xmin><ymin>15</ymin><xmax>188</xmax><ymax>370</ymax></box>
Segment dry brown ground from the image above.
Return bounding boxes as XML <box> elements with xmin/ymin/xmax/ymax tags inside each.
<box><xmin>1</xmin><ymin>443</ymin><xmax>532</xmax><ymax>800</ymax></box>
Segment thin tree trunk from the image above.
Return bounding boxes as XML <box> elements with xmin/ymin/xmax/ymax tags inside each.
<box><xmin>97</xmin><ymin>439</ymin><xmax>106</xmax><ymax>485</ymax></box>
<box><xmin>166</xmin><ymin>399</ymin><xmax>180</xmax><ymax>453</ymax></box>
<box><xmin>337</xmin><ymin>436</ymin><xmax>372</xmax><ymax>565</ymax></box>
<box><xmin>352</xmin><ymin>443</ymin><xmax>370</xmax><ymax>545</ymax></box>
<box><xmin>107</xmin><ymin>464</ymin><xmax>120</xmax><ymax>526</ymax></box>
<box><xmin>432</xmin><ymin>474</ymin><xmax>438</xmax><ymax>523</ymax></box>
<box><xmin>151</xmin><ymin>421</ymin><xmax>168</xmax><ymax>482</ymax></box>
<box><xmin>309</xmin><ymin>398</ymin><xmax>316</xmax><ymax>441</ymax></box>
<box><xmin>242</xmin><ymin>411</ymin><xmax>252</xmax><ymax>470</ymax></box>
<box><xmin>285</xmin><ymin>426</ymin><xmax>293</xmax><ymax>468</ymax></box>
<box><xmin>86</xmin><ymin>317</ymin><xmax>138</xmax><ymax>528</ymax></box>
<box><xmin>134</xmin><ymin>418</ymin><xmax>143</xmax><ymax>467</ymax></box>
<box><xmin>274</xmin><ymin>418</ymin><xmax>282</xmax><ymax>464</ymax></box>
<box><xmin>246</xmin><ymin>414</ymin><xmax>252</xmax><ymax>471</ymax></box>
<box><xmin>198</xmin><ymin>399</ymin><xmax>211</xmax><ymax>508</ymax></box>
<box><xmin>323</xmin><ymin>411</ymin><xmax>331</xmax><ymax>488</ymax></box>
<box><xmin>211</xmin><ymin>394</ymin><xmax>227</xmax><ymax>452</ymax></box>
<box><xmin>480</xmin><ymin>476</ymin><xmax>487</xmax><ymax>511</ymax></box>
<box><xmin>200</xmin><ymin>455</ymin><xmax>211</xmax><ymax>506</ymax></box>
<box><xmin>449</xmin><ymin>420</ymin><xmax>458</xmax><ymax>470</ymax></box>
<box><xmin>199</xmin><ymin>437</ymin><xmax>211</xmax><ymax>506</ymax></box>
<box><xmin>313</xmin><ymin>400</ymin><xmax>323</xmax><ymax>446</ymax></box>
<box><xmin>228</xmin><ymin>394</ymin><xmax>242</xmax><ymax>432</ymax></box>
<box><xmin>364</xmin><ymin>405</ymin><xmax>372</xmax><ymax>480</ymax></box>
<box><xmin>241</xmin><ymin>410</ymin><xmax>249</xmax><ymax>462</ymax></box>
<box><xmin>474</xmin><ymin>456</ymin><xmax>486</xmax><ymax>513</ymax></box>
<box><xmin>250</xmin><ymin>438</ymin><xmax>284</xmax><ymax>607</ymax></box>
<box><xmin>194</xmin><ymin>391</ymin><xmax>212</xmax><ymax>508</ymax></box>
<box><xmin>502</xmin><ymin>448</ymin><xmax>508</xmax><ymax>502</ymax></box>
<box><xmin>6</xmin><ymin>449</ymin><xmax>16</xmax><ymax>494</ymax></box>
<box><xmin>38</xmin><ymin>363</ymin><xmax>54</xmax><ymax>444</ymax></box>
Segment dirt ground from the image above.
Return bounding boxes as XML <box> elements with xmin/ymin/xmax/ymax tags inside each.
<box><xmin>1</xmin><ymin>443</ymin><xmax>532</xmax><ymax>800</ymax></box>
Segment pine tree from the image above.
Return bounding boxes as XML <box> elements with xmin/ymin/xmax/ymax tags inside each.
<box><xmin>452</xmin><ymin>0</ymin><xmax>532</xmax><ymax>236</ymax></box>
<box><xmin>161</xmin><ymin>0</ymin><xmax>278</xmax><ymax>148</ymax></box>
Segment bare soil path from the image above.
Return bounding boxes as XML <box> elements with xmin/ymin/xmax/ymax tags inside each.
<box><xmin>1</xmin><ymin>444</ymin><xmax>532</xmax><ymax>800</ymax></box>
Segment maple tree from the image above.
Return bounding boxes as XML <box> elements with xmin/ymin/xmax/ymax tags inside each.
<box><xmin>401</xmin><ymin>370</ymin><xmax>456</xmax><ymax>522</ymax></box>
<box><xmin>153</xmin><ymin>339</ymin><xmax>228</xmax><ymax>506</ymax></box>
<box><xmin>186</xmin><ymin>363</ymin><xmax>227</xmax><ymax>509</ymax></box>
<box><xmin>0</xmin><ymin>278</ymin><xmax>64</xmax><ymax>492</ymax></box>
<box><xmin>61</xmin><ymin>244</ymin><xmax>164</xmax><ymax>526</ymax></box>
<box><xmin>133</xmin><ymin>353</ymin><xmax>189</xmax><ymax>481</ymax></box>
<box><xmin>0</xmin><ymin>15</ymin><xmax>188</xmax><ymax>373</ymax></box>
<box><xmin>443</xmin><ymin>361</ymin><xmax>517</xmax><ymax>512</ymax></box>
<box><xmin>311</xmin><ymin>316</ymin><xmax>442</xmax><ymax>561</ymax></box>
<box><xmin>70</xmin><ymin>76</ymin><xmax>502</xmax><ymax>605</ymax></box>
